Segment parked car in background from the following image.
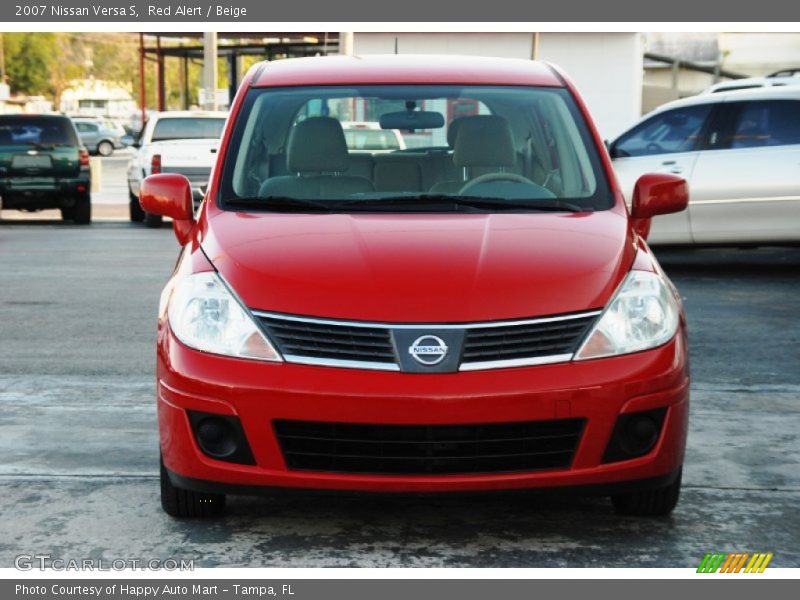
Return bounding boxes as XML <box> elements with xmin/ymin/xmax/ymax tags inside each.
<box><xmin>610</xmin><ymin>86</ymin><xmax>800</xmax><ymax>245</ymax></box>
<box><xmin>341</xmin><ymin>121</ymin><xmax>406</xmax><ymax>152</ymax></box>
<box><xmin>72</xmin><ymin>117</ymin><xmax>126</xmax><ymax>156</ymax></box>
<box><xmin>139</xmin><ymin>55</ymin><xmax>690</xmax><ymax>519</ymax></box>
<box><xmin>126</xmin><ymin>110</ymin><xmax>227</xmax><ymax>227</ymax></box>
<box><xmin>702</xmin><ymin>68</ymin><xmax>800</xmax><ymax>94</ymax></box>
<box><xmin>0</xmin><ymin>114</ymin><xmax>92</xmax><ymax>223</ymax></box>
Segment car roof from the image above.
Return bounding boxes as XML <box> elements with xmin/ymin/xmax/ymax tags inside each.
<box><xmin>0</xmin><ymin>113</ymin><xmax>69</xmax><ymax>121</ymax></box>
<box><xmin>251</xmin><ymin>55</ymin><xmax>563</xmax><ymax>88</ymax></box>
<box><xmin>648</xmin><ymin>85</ymin><xmax>800</xmax><ymax>114</ymax></box>
<box><xmin>703</xmin><ymin>75</ymin><xmax>800</xmax><ymax>94</ymax></box>
<box><xmin>153</xmin><ymin>111</ymin><xmax>228</xmax><ymax>119</ymax></box>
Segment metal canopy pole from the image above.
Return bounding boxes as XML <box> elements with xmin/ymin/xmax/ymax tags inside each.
<box><xmin>156</xmin><ymin>35</ymin><xmax>165</xmax><ymax>111</ymax></box>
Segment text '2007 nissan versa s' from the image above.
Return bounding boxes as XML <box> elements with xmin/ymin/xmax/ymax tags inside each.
<box><xmin>141</xmin><ymin>55</ymin><xmax>691</xmax><ymax>518</ymax></box>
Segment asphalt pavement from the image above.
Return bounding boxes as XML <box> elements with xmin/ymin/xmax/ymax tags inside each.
<box><xmin>0</xmin><ymin>218</ymin><xmax>798</xmax><ymax>568</ymax></box>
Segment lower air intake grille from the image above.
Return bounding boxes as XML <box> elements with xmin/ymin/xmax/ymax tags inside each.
<box><xmin>274</xmin><ymin>418</ymin><xmax>585</xmax><ymax>475</ymax></box>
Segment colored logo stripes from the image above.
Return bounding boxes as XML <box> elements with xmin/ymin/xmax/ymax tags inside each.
<box><xmin>697</xmin><ymin>552</ymin><xmax>773</xmax><ymax>573</ymax></box>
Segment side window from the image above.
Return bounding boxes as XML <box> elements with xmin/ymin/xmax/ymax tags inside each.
<box><xmin>75</xmin><ymin>122</ymin><xmax>88</xmax><ymax>133</ymax></box>
<box><xmin>728</xmin><ymin>100</ymin><xmax>800</xmax><ymax>149</ymax></box>
<box><xmin>612</xmin><ymin>105</ymin><xmax>712</xmax><ymax>158</ymax></box>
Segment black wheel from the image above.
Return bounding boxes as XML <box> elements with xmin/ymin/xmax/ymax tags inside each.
<box><xmin>97</xmin><ymin>140</ymin><xmax>114</xmax><ymax>157</ymax></box>
<box><xmin>144</xmin><ymin>212</ymin><xmax>163</xmax><ymax>228</ymax></box>
<box><xmin>60</xmin><ymin>205</ymin><xmax>76</xmax><ymax>221</ymax></box>
<box><xmin>611</xmin><ymin>469</ymin><xmax>682</xmax><ymax>517</ymax></box>
<box><xmin>129</xmin><ymin>192</ymin><xmax>145</xmax><ymax>222</ymax></box>
<box><xmin>73</xmin><ymin>196</ymin><xmax>91</xmax><ymax>225</ymax></box>
<box><xmin>160</xmin><ymin>457</ymin><xmax>225</xmax><ymax>518</ymax></box>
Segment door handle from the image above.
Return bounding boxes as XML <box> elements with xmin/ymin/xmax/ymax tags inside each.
<box><xmin>661</xmin><ymin>160</ymin><xmax>683</xmax><ymax>174</ymax></box>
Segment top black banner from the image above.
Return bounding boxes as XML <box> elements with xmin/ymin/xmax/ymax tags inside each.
<box><xmin>0</xmin><ymin>0</ymin><xmax>792</xmax><ymax>22</ymax></box>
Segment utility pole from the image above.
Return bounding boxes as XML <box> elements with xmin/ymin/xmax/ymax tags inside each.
<box><xmin>202</xmin><ymin>32</ymin><xmax>218</xmax><ymax>111</ymax></box>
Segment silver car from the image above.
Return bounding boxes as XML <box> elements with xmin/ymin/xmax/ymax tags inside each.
<box><xmin>610</xmin><ymin>87</ymin><xmax>800</xmax><ymax>245</ymax></box>
<box><xmin>72</xmin><ymin>118</ymin><xmax>126</xmax><ymax>157</ymax></box>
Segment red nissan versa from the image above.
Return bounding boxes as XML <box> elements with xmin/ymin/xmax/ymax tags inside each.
<box><xmin>140</xmin><ymin>55</ymin><xmax>690</xmax><ymax>519</ymax></box>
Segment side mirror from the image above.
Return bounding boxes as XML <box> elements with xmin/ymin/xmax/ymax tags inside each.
<box><xmin>139</xmin><ymin>174</ymin><xmax>195</xmax><ymax>245</ymax></box>
<box><xmin>630</xmin><ymin>173</ymin><xmax>689</xmax><ymax>239</ymax></box>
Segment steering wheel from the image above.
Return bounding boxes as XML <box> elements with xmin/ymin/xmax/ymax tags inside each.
<box><xmin>459</xmin><ymin>172</ymin><xmax>539</xmax><ymax>195</ymax></box>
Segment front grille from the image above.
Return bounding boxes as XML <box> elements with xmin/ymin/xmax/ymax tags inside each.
<box><xmin>259</xmin><ymin>316</ymin><xmax>395</xmax><ymax>364</ymax></box>
<box><xmin>274</xmin><ymin>418</ymin><xmax>585</xmax><ymax>475</ymax></box>
<box><xmin>256</xmin><ymin>311</ymin><xmax>599</xmax><ymax>371</ymax></box>
<box><xmin>462</xmin><ymin>316</ymin><xmax>596</xmax><ymax>363</ymax></box>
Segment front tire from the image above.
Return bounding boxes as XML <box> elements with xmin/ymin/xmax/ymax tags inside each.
<box><xmin>129</xmin><ymin>192</ymin><xmax>145</xmax><ymax>222</ymax></box>
<box><xmin>97</xmin><ymin>141</ymin><xmax>114</xmax><ymax>157</ymax></box>
<box><xmin>160</xmin><ymin>457</ymin><xmax>226</xmax><ymax>518</ymax></box>
<box><xmin>611</xmin><ymin>469</ymin><xmax>682</xmax><ymax>517</ymax></box>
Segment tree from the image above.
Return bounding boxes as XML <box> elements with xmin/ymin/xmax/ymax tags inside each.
<box><xmin>3</xmin><ymin>33</ymin><xmax>57</xmax><ymax>96</ymax></box>
<box><xmin>49</xmin><ymin>33</ymin><xmax>90</xmax><ymax>110</ymax></box>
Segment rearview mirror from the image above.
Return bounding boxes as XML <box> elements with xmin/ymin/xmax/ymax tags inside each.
<box><xmin>379</xmin><ymin>110</ymin><xmax>444</xmax><ymax>131</ymax></box>
<box><xmin>630</xmin><ymin>173</ymin><xmax>689</xmax><ymax>239</ymax></box>
<box><xmin>139</xmin><ymin>174</ymin><xmax>195</xmax><ymax>245</ymax></box>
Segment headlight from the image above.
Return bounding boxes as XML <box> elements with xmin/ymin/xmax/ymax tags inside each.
<box><xmin>168</xmin><ymin>272</ymin><xmax>282</xmax><ymax>362</ymax></box>
<box><xmin>574</xmin><ymin>270</ymin><xmax>679</xmax><ymax>360</ymax></box>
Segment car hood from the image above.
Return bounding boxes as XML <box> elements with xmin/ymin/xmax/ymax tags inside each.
<box><xmin>200</xmin><ymin>209</ymin><xmax>635</xmax><ymax>323</ymax></box>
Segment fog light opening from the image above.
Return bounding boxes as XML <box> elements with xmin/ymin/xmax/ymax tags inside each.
<box><xmin>195</xmin><ymin>417</ymin><xmax>238</xmax><ymax>459</ymax></box>
<box><xmin>187</xmin><ymin>410</ymin><xmax>257</xmax><ymax>465</ymax></box>
<box><xmin>620</xmin><ymin>414</ymin><xmax>659</xmax><ymax>455</ymax></box>
<box><xmin>602</xmin><ymin>408</ymin><xmax>667</xmax><ymax>464</ymax></box>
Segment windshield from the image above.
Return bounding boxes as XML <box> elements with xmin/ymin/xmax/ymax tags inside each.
<box><xmin>152</xmin><ymin>117</ymin><xmax>226</xmax><ymax>142</ymax></box>
<box><xmin>0</xmin><ymin>116</ymin><xmax>79</xmax><ymax>147</ymax></box>
<box><xmin>219</xmin><ymin>85</ymin><xmax>612</xmax><ymax>213</ymax></box>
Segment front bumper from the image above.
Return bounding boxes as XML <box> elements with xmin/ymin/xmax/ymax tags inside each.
<box><xmin>158</xmin><ymin>325</ymin><xmax>689</xmax><ymax>494</ymax></box>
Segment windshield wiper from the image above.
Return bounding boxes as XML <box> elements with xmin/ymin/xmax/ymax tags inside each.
<box><xmin>340</xmin><ymin>194</ymin><xmax>590</xmax><ymax>213</ymax></box>
<box><xmin>223</xmin><ymin>196</ymin><xmax>333</xmax><ymax>212</ymax></box>
<box><xmin>223</xmin><ymin>194</ymin><xmax>591</xmax><ymax>214</ymax></box>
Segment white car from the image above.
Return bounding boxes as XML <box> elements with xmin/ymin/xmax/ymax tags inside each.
<box><xmin>127</xmin><ymin>111</ymin><xmax>227</xmax><ymax>227</ymax></box>
<box><xmin>702</xmin><ymin>69</ymin><xmax>800</xmax><ymax>94</ymax></box>
<box><xmin>609</xmin><ymin>86</ymin><xmax>800</xmax><ymax>245</ymax></box>
<box><xmin>340</xmin><ymin>121</ymin><xmax>406</xmax><ymax>153</ymax></box>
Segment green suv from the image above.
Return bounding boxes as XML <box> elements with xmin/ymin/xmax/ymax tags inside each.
<box><xmin>0</xmin><ymin>114</ymin><xmax>92</xmax><ymax>223</ymax></box>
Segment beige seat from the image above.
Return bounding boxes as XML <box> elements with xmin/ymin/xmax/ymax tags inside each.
<box><xmin>259</xmin><ymin>117</ymin><xmax>375</xmax><ymax>199</ymax></box>
<box><xmin>430</xmin><ymin>116</ymin><xmax>517</xmax><ymax>194</ymax></box>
